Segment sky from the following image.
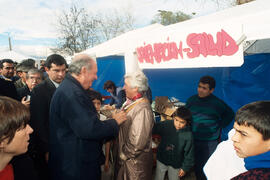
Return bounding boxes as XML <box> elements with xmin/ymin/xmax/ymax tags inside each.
<box><xmin>0</xmin><ymin>0</ymin><xmax>234</xmax><ymax>59</ymax></box>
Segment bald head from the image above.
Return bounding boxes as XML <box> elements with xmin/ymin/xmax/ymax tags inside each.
<box><xmin>69</xmin><ymin>54</ymin><xmax>95</xmax><ymax>75</ymax></box>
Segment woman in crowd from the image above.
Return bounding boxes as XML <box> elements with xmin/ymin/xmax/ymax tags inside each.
<box><xmin>0</xmin><ymin>96</ymin><xmax>33</xmax><ymax>180</ymax></box>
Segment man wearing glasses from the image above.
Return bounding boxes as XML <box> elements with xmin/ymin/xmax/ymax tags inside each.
<box><xmin>14</xmin><ymin>62</ymin><xmax>35</xmax><ymax>89</ymax></box>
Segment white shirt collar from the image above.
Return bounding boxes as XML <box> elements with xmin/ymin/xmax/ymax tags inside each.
<box><xmin>49</xmin><ymin>77</ymin><xmax>60</xmax><ymax>88</ymax></box>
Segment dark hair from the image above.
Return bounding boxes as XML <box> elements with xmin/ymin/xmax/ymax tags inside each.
<box><xmin>0</xmin><ymin>96</ymin><xmax>30</xmax><ymax>144</ymax></box>
<box><xmin>173</xmin><ymin>106</ymin><xmax>193</xmax><ymax>126</ymax></box>
<box><xmin>87</xmin><ymin>90</ymin><xmax>103</xmax><ymax>104</ymax></box>
<box><xmin>21</xmin><ymin>59</ymin><xmax>36</xmax><ymax>67</ymax></box>
<box><xmin>0</xmin><ymin>59</ymin><xmax>14</xmax><ymax>69</ymax></box>
<box><xmin>103</xmin><ymin>80</ymin><xmax>116</xmax><ymax>90</ymax></box>
<box><xmin>235</xmin><ymin>101</ymin><xmax>270</xmax><ymax>140</ymax></box>
<box><xmin>16</xmin><ymin>63</ymin><xmax>34</xmax><ymax>73</ymax></box>
<box><xmin>45</xmin><ymin>54</ymin><xmax>67</xmax><ymax>69</ymax></box>
<box><xmin>199</xmin><ymin>76</ymin><xmax>216</xmax><ymax>90</ymax></box>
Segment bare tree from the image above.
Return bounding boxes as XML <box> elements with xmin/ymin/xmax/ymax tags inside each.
<box><xmin>54</xmin><ymin>5</ymin><xmax>100</xmax><ymax>55</ymax></box>
<box><xmin>53</xmin><ymin>5</ymin><xmax>135</xmax><ymax>55</ymax></box>
<box><xmin>97</xmin><ymin>9</ymin><xmax>135</xmax><ymax>41</ymax></box>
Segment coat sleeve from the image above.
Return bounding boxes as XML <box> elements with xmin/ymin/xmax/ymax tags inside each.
<box><xmin>220</xmin><ymin>103</ymin><xmax>235</xmax><ymax>127</ymax></box>
<box><xmin>63</xmin><ymin>91</ymin><xmax>119</xmax><ymax>140</ymax></box>
<box><xmin>122</xmin><ymin>106</ymin><xmax>153</xmax><ymax>159</ymax></box>
<box><xmin>115</xmin><ymin>90</ymin><xmax>125</xmax><ymax>109</ymax></box>
<box><xmin>181</xmin><ymin>133</ymin><xmax>195</xmax><ymax>172</ymax></box>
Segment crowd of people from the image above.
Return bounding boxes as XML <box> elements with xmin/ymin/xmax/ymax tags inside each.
<box><xmin>0</xmin><ymin>54</ymin><xmax>269</xmax><ymax>180</ymax></box>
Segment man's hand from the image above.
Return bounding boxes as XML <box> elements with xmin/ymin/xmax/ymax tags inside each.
<box><xmin>21</xmin><ymin>96</ymin><xmax>30</xmax><ymax>107</ymax></box>
<box><xmin>112</xmin><ymin>110</ymin><xmax>127</xmax><ymax>125</ymax></box>
<box><xmin>178</xmin><ymin>169</ymin><xmax>186</xmax><ymax>178</ymax></box>
<box><xmin>103</xmin><ymin>104</ymin><xmax>115</xmax><ymax>110</ymax></box>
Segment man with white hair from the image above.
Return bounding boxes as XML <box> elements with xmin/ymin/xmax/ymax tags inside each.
<box><xmin>17</xmin><ymin>68</ymin><xmax>43</xmax><ymax>107</ymax></box>
<box><xmin>116</xmin><ymin>70</ymin><xmax>154</xmax><ymax>180</ymax></box>
<box><xmin>49</xmin><ymin>54</ymin><xmax>127</xmax><ymax>180</ymax></box>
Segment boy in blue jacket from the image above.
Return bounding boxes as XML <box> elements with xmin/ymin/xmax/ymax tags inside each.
<box><xmin>153</xmin><ymin>106</ymin><xmax>195</xmax><ymax>180</ymax></box>
<box><xmin>231</xmin><ymin>101</ymin><xmax>270</xmax><ymax>179</ymax></box>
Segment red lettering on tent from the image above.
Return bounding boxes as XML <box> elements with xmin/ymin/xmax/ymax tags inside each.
<box><xmin>186</xmin><ymin>29</ymin><xmax>238</xmax><ymax>58</ymax></box>
<box><xmin>136</xmin><ymin>29</ymin><xmax>238</xmax><ymax>64</ymax></box>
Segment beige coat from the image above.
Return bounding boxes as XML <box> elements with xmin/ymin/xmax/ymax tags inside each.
<box><xmin>116</xmin><ymin>98</ymin><xmax>154</xmax><ymax>180</ymax></box>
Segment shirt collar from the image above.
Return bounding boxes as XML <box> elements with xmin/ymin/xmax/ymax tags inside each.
<box><xmin>49</xmin><ymin>77</ymin><xmax>60</xmax><ymax>88</ymax></box>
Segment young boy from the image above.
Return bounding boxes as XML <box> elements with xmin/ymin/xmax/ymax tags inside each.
<box><xmin>153</xmin><ymin>106</ymin><xmax>195</xmax><ymax>180</ymax></box>
<box><xmin>231</xmin><ymin>101</ymin><xmax>270</xmax><ymax>179</ymax></box>
<box><xmin>88</xmin><ymin>90</ymin><xmax>112</xmax><ymax>180</ymax></box>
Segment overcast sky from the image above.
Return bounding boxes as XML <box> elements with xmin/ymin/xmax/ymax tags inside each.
<box><xmin>0</xmin><ymin>0</ymin><xmax>234</xmax><ymax>58</ymax></box>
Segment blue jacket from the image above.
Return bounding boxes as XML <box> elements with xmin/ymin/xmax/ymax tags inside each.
<box><xmin>109</xmin><ymin>87</ymin><xmax>126</xmax><ymax>109</ymax></box>
<box><xmin>49</xmin><ymin>74</ymin><xmax>119</xmax><ymax>180</ymax></box>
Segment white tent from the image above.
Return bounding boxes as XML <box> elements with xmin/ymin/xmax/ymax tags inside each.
<box><xmin>79</xmin><ymin>24</ymin><xmax>164</xmax><ymax>72</ymax></box>
<box><xmin>133</xmin><ymin>0</ymin><xmax>270</xmax><ymax>70</ymax></box>
<box><xmin>0</xmin><ymin>50</ymin><xmax>32</xmax><ymax>63</ymax></box>
<box><xmin>79</xmin><ymin>0</ymin><xmax>270</xmax><ymax>72</ymax></box>
<box><xmin>141</xmin><ymin>0</ymin><xmax>270</xmax><ymax>42</ymax></box>
<box><xmin>80</xmin><ymin>23</ymin><xmax>164</xmax><ymax>57</ymax></box>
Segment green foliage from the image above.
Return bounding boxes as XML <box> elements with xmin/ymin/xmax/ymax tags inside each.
<box><xmin>151</xmin><ymin>10</ymin><xmax>192</xmax><ymax>25</ymax></box>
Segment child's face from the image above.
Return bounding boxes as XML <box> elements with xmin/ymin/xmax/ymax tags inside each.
<box><xmin>92</xmin><ymin>99</ymin><xmax>101</xmax><ymax>112</ymax></box>
<box><xmin>173</xmin><ymin>116</ymin><xmax>187</xmax><ymax>130</ymax></box>
<box><xmin>232</xmin><ymin>122</ymin><xmax>270</xmax><ymax>158</ymax></box>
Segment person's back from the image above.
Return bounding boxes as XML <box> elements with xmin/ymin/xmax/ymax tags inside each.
<box><xmin>49</xmin><ymin>54</ymin><xmax>126</xmax><ymax>180</ymax></box>
<box><xmin>230</xmin><ymin>101</ymin><xmax>270</xmax><ymax>179</ymax></box>
<box><xmin>153</xmin><ymin>106</ymin><xmax>195</xmax><ymax>180</ymax></box>
<box><xmin>203</xmin><ymin>129</ymin><xmax>246</xmax><ymax>180</ymax></box>
<box><xmin>49</xmin><ymin>74</ymin><xmax>107</xmax><ymax>179</ymax></box>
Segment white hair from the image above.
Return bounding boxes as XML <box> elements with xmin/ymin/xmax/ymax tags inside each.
<box><xmin>68</xmin><ymin>54</ymin><xmax>94</xmax><ymax>75</ymax></box>
<box><xmin>124</xmin><ymin>70</ymin><xmax>149</xmax><ymax>93</ymax></box>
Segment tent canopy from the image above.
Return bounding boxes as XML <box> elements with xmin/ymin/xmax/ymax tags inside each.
<box><xmin>79</xmin><ymin>23</ymin><xmax>164</xmax><ymax>58</ymax></box>
<box><xmin>134</xmin><ymin>0</ymin><xmax>270</xmax><ymax>70</ymax></box>
<box><xmin>142</xmin><ymin>0</ymin><xmax>270</xmax><ymax>42</ymax></box>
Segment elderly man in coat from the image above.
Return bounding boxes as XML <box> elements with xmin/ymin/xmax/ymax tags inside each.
<box><xmin>116</xmin><ymin>70</ymin><xmax>154</xmax><ymax>180</ymax></box>
<box><xmin>49</xmin><ymin>54</ymin><xmax>127</xmax><ymax>180</ymax></box>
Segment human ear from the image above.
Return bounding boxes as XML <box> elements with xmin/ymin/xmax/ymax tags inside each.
<box><xmin>81</xmin><ymin>66</ymin><xmax>87</xmax><ymax>75</ymax></box>
<box><xmin>0</xmin><ymin>140</ymin><xmax>7</xmax><ymax>149</ymax></box>
<box><xmin>45</xmin><ymin>67</ymin><xmax>49</xmax><ymax>72</ymax></box>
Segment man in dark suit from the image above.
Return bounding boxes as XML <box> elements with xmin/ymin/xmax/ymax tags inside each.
<box><xmin>0</xmin><ymin>59</ymin><xmax>16</xmax><ymax>81</ymax></box>
<box><xmin>0</xmin><ymin>77</ymin><xmax>18</xmax><ymax>100</ymax></box>
<box><xmin>49</xmin><ymin>54</ymin><xmax>127</xmax><ymax>180</ymax></box>
<box><xmin>30</xmin><ymin>54</ymin><xmax>67</xmax><ymax>180</ymax></box>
